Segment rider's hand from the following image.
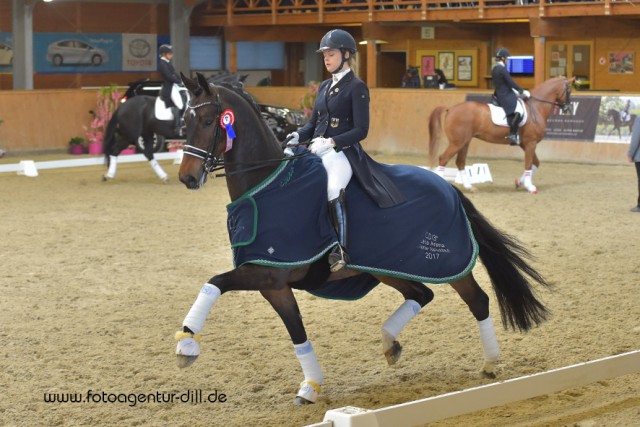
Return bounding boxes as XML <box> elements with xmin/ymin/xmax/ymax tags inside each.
<box><xmin>521</xmin><ymin>90</ymin><xmax>531</xmax><ymax>99</ymax></box>
<box><xmin>286</xmin><ymin>132</ymin><xmax>300</xmax><ymax>146</ymax></box>
<box><xmin>309</xmin><ymin>137</ymin><xmax>334</xmax><ymax>156</ymax></box>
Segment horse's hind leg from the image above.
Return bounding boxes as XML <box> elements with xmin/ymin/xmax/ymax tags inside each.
<box><xmin>454</xmin><ymin>143</ymin><xmax>473</xmax><ymax>191</ymax></box>
<box><xmin>449</xmin><ymin>273</ymin><xmax>500</xmax><ymax>378</ymax></box>
<box><xmin>378</xmin><ymin>276</ymin><xmax>434</xmax><ymax>365</ymax></box>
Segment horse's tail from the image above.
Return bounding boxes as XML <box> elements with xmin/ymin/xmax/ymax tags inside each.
<box><xmin>454</xmin><ymin>186</ymin><xmax>551</xmax><ymax>331</ymax></box>
<box><xmin>428</xmin><ymin>106</ymin><xmax>447</xmax><ymax>167</ymax></box>
<box><xmin>103</xmin><ymin>111</ymin><xmax>119</xmax><ymax>166</ymax></box>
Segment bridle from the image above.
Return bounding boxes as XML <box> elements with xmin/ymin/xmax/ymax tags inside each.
<box><xmin>182</xmin><ymin>90</ymin><xmax>309</xmax><ymax>178</ymax></box>
<box><xmin>528</xmin><ymin>77</ymin><xmax>572</xmax><ymax>114</ymax></box>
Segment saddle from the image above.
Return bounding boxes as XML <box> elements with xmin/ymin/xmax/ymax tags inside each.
<box><xmin>488</xmin><ymin>98</ymin><xmax>528</xmax><ymax>128</ymax></box>
<box><xmin>154</xmin><ymin>83</ymin><xmax>186</xmax><ymax>121</ymax></box>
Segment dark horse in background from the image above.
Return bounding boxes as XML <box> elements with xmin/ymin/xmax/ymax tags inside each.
<box><xmin>606</xmin><ymin>108</ymin><xmax>636</xmax><ymax>140</ymax></box>
<box><xmin>172</xmin><ymin>73</ymin><xmax>551</xmax><ymax>405</ymax></box>
<box><xmin>428</xmin><ymin>77</ymin><xmax>573</xmax><ymax>194</ymax></box>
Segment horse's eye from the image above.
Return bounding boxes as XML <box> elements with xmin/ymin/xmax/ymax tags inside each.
<box><xmin>205</xmin><ymin>119</ymin><xmax>214</xmax><ymax>126</ymax></box>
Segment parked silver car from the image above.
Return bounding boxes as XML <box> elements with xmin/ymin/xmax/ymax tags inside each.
<box><xmin>0</xmin><ymin>42</ymin><xmax>13</xmax><ymax>66</ymax></box>
<box><xmin>46</xmin><ymin>39</ymin><xmax>109</xmax><ymax>66</ymax></box>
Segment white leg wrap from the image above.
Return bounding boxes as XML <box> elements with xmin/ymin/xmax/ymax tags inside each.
<box><xmin>478</xmin><ymin>316</ymin><xmax>500</xmax><ymax>362</ymax></box>
<box><xmin>183</xmin><ymin>283</ymin><xmax>221</xmax><ymax>334</ymax></box>
<box><xmin>522</xmin><ymin>169</ymin><xmax>537</xmax><ymax>192</ymax></box>
<box><xmin>531</xmin><ymin>164</ymin><xmax>538</xmax><ymax>174</ymax></box>
<box><xmin>149</xmin><ymin>158</ymin><xmax>168</xmax><ymax>181</ymax></box>
<box><xmin>382</xmin><ymin>300</ymin><xmax>421</xmax><ymax>350</ymax></box>
<box><xmin>294</xmin><ymin>340</ymin><xmax>323</xmax><ymax>403</ymax></box>
<box><xmin>435</xmin><ymin>165</ymin><xmax>446</xmax><ymax>178</ymax></box>
<box><xmin>106</xmin><ymin>155</ymin><xmax>117</xmax><ymax>178</ymax></box>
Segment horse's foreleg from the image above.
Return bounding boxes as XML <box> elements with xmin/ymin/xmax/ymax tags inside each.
<box><xmin>449</xmin><ymin>274</ymin><xmax>499</xmax><ymax>378</ymax></box>
<box><xmin>516</xmin><ymin>145</ymin><xmax>538</xmax><ymax>194</ymax></box>
<box><xmin>378</xmin><ymin>277</ymin><xmax>434</xmax><ymax>365</ymax></box>
<box><xmin>143</xmin><ymin>137</ymin><xmax>169</xmax><ymax>183</ymax></box>
<box><xmin>260</xmin><ymin>287</ymin><xmax>321</xmax><ymax>405</ymax></box>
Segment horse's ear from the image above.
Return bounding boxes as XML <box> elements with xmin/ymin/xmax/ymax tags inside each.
<box><xmin>196</xmin><ymin>72</ymin><xmax>211</xmax><ymax>96</ymax></box>
<box><xmin>181</xmin><ymin>72</ymin><xmax>201</xmax><ymax>96</ymax></box>
<box><xmin>568</xmin><ymin>76</ymin><xmax>576</xmax><ymax>84</ymax></box>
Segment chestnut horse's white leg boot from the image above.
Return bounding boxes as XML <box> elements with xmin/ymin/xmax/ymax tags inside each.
<box><xmin>103</xmin><ymin>155</ymin><xmax>118</xmax><ymax>181</ymax></box>
<box><xmin>293</xmin><ymin>340</ymin><xmax>323</xmax><ymax>405</ymax></box>
<box><xmin>176</xmin><ymin>283</ymin><xmax>221</xmax><ymax>368</ymax></box>
<box><xmin>478</xmin><ymin>316</ymin><xmax>500</xmax><ymax>378</ymax></box>
<box><xmin>382</xmin><ymin>299</ymin><xmax>421</xmax><ymax>365</ymax></box>
<box><xmin>149</xmin><ymin>158</ymin><xmax>169</xmax><ymax>183</ymax></box>
<box><xmin>517</xmin><ymin>166</ymin><xmax>538</xmax><ymax>193</ymax></box>
<box><xmin>434</xmin><ymin>165</ymin><xmax>446</xmax><ymax>180</ymax></box>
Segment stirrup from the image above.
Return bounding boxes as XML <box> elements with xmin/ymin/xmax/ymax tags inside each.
<box><xmin>328</xmin><ymin>245</ymin><xmax>348</xmax><ymax>272</ymax></box>
<box><xmin>507</xmin><ymin>134</ymin><xmax>520</xmax><ymax>146</ymax></box>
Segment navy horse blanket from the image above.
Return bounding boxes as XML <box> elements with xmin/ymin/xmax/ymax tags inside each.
<box><xmin>226</xmin><ymin>151</ymin><xmax>478</xmax><ymax>300</ymax></box>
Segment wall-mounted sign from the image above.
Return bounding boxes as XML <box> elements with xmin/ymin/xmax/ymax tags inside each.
<box><xmin>421</xmin><ymin>27</ymin><xmax>435</xmax><ymax>40</ymax></box>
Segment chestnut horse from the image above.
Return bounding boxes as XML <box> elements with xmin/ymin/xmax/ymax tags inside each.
<box><xmin>174</xmin><ymin>72</ymin><xmax>550</xmax><ymax>405</ymax></box>
<box><xmin>429</xmin><ymin>76</ymin><xmax>573</xmax><ymax>193</ymax></box>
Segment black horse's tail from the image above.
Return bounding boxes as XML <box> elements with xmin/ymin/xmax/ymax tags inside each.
<box><xmin>455</xmin><ymin>187</ymin><xmax>550</xmax><ymax>331</ymax></box>
<box><xmin>103</xmin><ymin>111</ymin><xmax>119</xmax><ymax>167</ymax></box>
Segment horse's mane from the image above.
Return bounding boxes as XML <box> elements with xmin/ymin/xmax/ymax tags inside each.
<box><xmin>206</xmin><ymin>71</ymin><xmax>262</xmax><ymax>115</ymax></box>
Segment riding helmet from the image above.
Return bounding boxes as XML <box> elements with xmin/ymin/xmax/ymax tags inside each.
<box><xmin>317</xmin><ymin>30</ymin><xmax>357</xmax><ymax>54</ymax></box>
<box><xmin>495</xmin><ymin>48</ymin><xmax>510</xmax><ymax>59</ymax></box>
<box><xmin>159</xmin><ymin>44</ymin><xmax>173</xmax><ymax>55</ymax></box>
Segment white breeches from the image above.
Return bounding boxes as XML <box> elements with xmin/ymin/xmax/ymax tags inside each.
<box><xmin>321</xmin><ymin>149</ymin><xmax>352</xmax><ymax>200</ymax></box>
<box><xmin>170</xmin><ymin>84</ymin><xmax>183</xmax><ymax>109</ymax></box>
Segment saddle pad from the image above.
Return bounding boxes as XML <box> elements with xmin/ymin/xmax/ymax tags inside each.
<box><xmin>488</xmin><ymin>98</ymin><xmax>528</xmax><ymax>127</ymax></box>
<box><xmin>227</xmin><ymin>152</ymin><xmax>478</xmax><ymax>300</ymax></box>
<box><xmin>154</xmin><ymin>97</ymin><xmax>174</xmax><ymax>121</ymax></box>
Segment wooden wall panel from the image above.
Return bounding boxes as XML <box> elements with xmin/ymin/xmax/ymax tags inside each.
<box><xmin>0</xmin><ymin>87</ymin><xmax>628</xmax><ymax>164</ymax></box>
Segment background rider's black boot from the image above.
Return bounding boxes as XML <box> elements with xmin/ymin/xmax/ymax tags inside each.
<box><xmin>328</xmin><ymin>189</ymin><xmax>349</xmax><ymax>272</ymax></box>
<box><xmin>171</xmin><ymin>107</ymin><xmax>182</xmax><ymax>136</ymax></box>
<box><xmin>506</xmin><ymin>112</ymin><xmax>522</xmax><ymax>146</ymax></box>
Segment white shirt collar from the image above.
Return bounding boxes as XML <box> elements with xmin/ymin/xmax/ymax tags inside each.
<box><xmin>331</xmin><ymin>67</ymin><xmax>351</xmax><ymax>87</ymax></box>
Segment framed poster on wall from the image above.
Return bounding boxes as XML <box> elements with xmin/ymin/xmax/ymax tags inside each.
<box><xmin>438</xmin><ymin>51</ymin><xmax>454</xmax><ymax>80</ymax></box>
<box><xmin>421</xmin><ymin>55</ymin><xmax>435</xmax><ymax>77</ymax></box>
<box><xmin>457</xmin><ymin>55</ymin><xmax>472</xmax><ymax>81</ymax></box>
<box><xmin>609</xmin><ymin>51</ymin><xmax>634</xmax><ymax>74</ymax></box>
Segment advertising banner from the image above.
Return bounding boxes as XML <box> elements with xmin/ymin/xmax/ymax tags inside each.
<box><xmin>35</xmin><ymin>32</ymin><xmax>122</xmax><ymax>73</ymax></box>
<box><xmin>122</xmin><ymin>34</ymin><xmax>156</xmax><ymax>72</ymax></box>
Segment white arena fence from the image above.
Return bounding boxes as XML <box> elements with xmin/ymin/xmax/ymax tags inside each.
<box><xmin>304</xmin><ymin>350</ymin><xmax>640</xmax><ymax>427</ymax></box>
<box><xmin>0</xmin><ymin>151</ymin><xmax>184</xmax><ymax>177</ymax></box>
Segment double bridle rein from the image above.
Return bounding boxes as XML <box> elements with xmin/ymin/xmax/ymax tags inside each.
<box><xmin>182</xmin><ymin>91</ymin><xmax>308</xmax><ymax>178</ymax></box>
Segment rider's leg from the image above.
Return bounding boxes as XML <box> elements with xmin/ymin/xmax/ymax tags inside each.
<box><xmin>506</xmin><ymin>112</ymin><xmax>522</xmax><ymax>146</ymax></box>
<box><xmin>170</xmin><ymin>106</ymin><xmax>182</xmax><ymax>136</ymax></box>
<box><xmin>322</xmin><ymin>151</ymin><xmax>352</xmax><ymax>272</ymax></box>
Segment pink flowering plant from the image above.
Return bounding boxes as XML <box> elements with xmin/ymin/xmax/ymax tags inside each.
<box><xmin>299</xmin><ymin>81</ymin><xmax>319</xmax><ymax>119</ymax></box>
<box><xmin>84</xmin><ymin>84</ymin><xmax>123</xmax><ymax>144</ymax></box>
<box><xmin>167</xmin><ymin>140</ymin><xmax>184</xmax><ymax>151</ymax></box>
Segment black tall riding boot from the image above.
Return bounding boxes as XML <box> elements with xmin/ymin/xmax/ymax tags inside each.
<box><xmin>328</xmin><ymin>189</ymin><xmax>349</xmax><ymax>272</ymax></box>
<box><xmin>506</xmin><ymin>113</ymin><xmax>522</xmax><ymax>146</ymax></box>
<box><xmin>171</xmin><ymin>107</ymin><xmax>182</xmax><ymax>136</ymax></box>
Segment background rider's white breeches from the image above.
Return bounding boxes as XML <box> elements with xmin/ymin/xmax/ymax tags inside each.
<box><xmin>183</xmin><ymin>283</ymin><xmax>221</xmax><ymax>334</ymax></box>
<box><xmin>321</xmin><ymin>150</ymin><xmax>352</xmax><ymax>200</ymax></box>
<box><xmin>170</xmin><ymin>84</ymin><xmax>183</xmax><ymax>109</ymax></box>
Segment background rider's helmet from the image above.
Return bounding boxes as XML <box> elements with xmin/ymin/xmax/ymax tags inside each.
<box><xmin>495</xmin><ymin>48</ymin><xmax>510</xmax><ymax>59</ymax></box>
<box><xmin>317</xmin><ymin>30</ymin><xmax>357</xmax><ymax>54</ymax></box>
<box><xmin>159</xmin><ymin>44</ymin><xmax>173</xmax><ymax>55</ymax></box>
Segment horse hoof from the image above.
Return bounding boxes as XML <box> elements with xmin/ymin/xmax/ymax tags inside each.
<box><xmin>102</xmin><ymin>175</ymin><xmax>110</xmax><ymax>182</ymax></box>
<box><xmin>294</xmin><ymin>396</ymin><xmax>314</xmax><ymax>406</ymax></box>
<box><xmin>176</xmin><ymin>354</ymin><xmax>198</xmax><ymax>369</ymax></box>
<box><xmin>384</xmin><ymin>340</ymin><xmax>403</xmax><ymax>366</ymax></box>
<box><xmin>162</xmin><ymin>178</ymin><xmax>170</xmax><ymax>185</ymax></box>
<box><xmin>515</xmin><ymin>178</ymin><xmax>521</xmax><ymax>189</ymax></box>
<box><xmin>481</xmin><ymin>360</ymin><xmax>497</xmax><ymax>379</ymax></box>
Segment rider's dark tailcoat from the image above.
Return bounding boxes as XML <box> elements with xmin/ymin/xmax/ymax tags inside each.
<box><xmin>297</xmin><ymin>70</ymin><xmax>405</xmax><ymax>208</ymax></box>
<box><xmin>492</xmin><ymin>62</ymin><xmax>524</xmax><ymax>116</ymax></box>
<box><xmin>158</xmin><ymin>57</ymin><xmax>181</xmax><ymax>107</ymax></box>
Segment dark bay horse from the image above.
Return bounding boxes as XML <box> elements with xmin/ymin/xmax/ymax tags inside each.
<box><xmin>174</xmin><ymin>73</ymin><xmax>550</xmax><ymax>405</ymax></box>
<box><xmin>429</xmin><ymin>76</ymin><xmax>573</xmax><ymax>193</ymax></box>
<box><xmin>102</xmin><ymin>95</ymin><xmax>176</xmax><ymax>183</ymax></box>
<box><xmin>606</xmin><ymin>108</ymin><xmax>636</xmax><ymax>140</ymax></box>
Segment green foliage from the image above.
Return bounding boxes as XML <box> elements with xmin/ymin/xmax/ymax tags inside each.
<box><xmin>68</xmin><ymin>136</ymin><xmax>85</xmax><ymax>146</ymax></box>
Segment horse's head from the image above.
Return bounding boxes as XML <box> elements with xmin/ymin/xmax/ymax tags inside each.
<box><xmin>178</xmin><ymin>72</ymin><xmax>283</xmax><ymax>195</ymax></box>
<box><xmin>178</xmin><ymin>72</ymin><xmax>226</xmax><ymax>189</ymax></box>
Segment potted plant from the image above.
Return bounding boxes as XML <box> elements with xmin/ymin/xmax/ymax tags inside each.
<box><xmin>167</xmin><ymin>140</ymin><xmax>184</xmax><ymax>152</ymax></box>
<box><xmin>68</xmin><ymin>136</ymin><xmax>86</xmax><ymax>155</ymax></box>
<box><xmin>84</xmin><ymin>84</ymin><xmax>122</xmax><ymax>155</ymax></box>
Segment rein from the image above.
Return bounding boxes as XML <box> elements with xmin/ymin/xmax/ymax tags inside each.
<box><xmin>528</xmin><ymin>78</ymin><xmax>571</xmax><ymax>111</ymax></box>
<box><xmin>182</xmin><ymin>93</ymin><xmax>310</xmax><ymax>178</ymax></box>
